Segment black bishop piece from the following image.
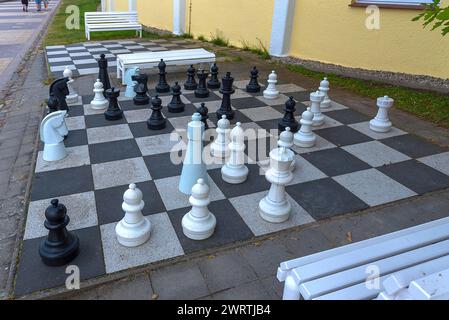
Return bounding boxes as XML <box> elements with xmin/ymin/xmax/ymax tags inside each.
<box><xmin>197</xmin><ymin>103</ymin><xmax>209</xmax><ymax>130</ymax></box>
<box><xmin>278</xmin><ymin>96</ymin><xmax>299</xmax><ymax>132</ymax></box>
<box><xmin>184</xmin><ymin>64</ymin><xmax>198</xmax><ymax>90</ymax></box>
<box><xmin>207</xmin><ymin>63</ymin><xmax>220</xmax><ymax>89</ymax></box>
<box><xmin>104</xmin><ymin>87</ymin><xmax>123</xmax><ymax>121</ymax></box>
<box><xmin>39</xmin><ymin>199</ymin><xmax>80</xmax><ymax>266</ymax></box>
<box><xmin>246</xmin><ymin>66</ymin><xmax>261</xmax><ymax>93</ymax></box>
<box><xmin>98</xmin><ymin>54</ymin><xmax>111</xmax><ymax>97</ymax></box>
<box><xmin>194</xmin><ymin>69</ymin><xmax>210</xmax><ymax>98</ymax></box>
<box><xmin>147</xmin><ymin>95</ymin><xmax>166</xmax><ymax>130</ymax></box>
<box><xmin>168</xmin><ymin>81</ymin><xmax>185</xmax><ymax>113</ymax></box>
<box><xmin>155</xmin><ymin>59</ymin><xmax>170</xmax><ymax>93</ymax></box>
<box><xmin>216</xmin><ymin>72</ymin><xmax>235</xmax><ymax>120</ymax></box>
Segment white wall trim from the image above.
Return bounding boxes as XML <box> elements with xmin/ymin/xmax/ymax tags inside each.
<box><xmin>269</xmin><ymin>0</ymin><xmax>296</xmax><ymax>57</ymax></box>
<box><xmin>108</xmin><ymin>0</ymin><xmax>115</xmax><ymax>12</ymax></box>
<box><xmin>173</xmin><ymin>0</ymin><xmax>186</xmax><ymax>35</ymax></box>
<box><xmin>101</xmin><ymin>0</ymin><xmax>106</xmax><ymax>12</ymax></box>
<box><xmin>128</xmin><ymin>0</ymin><xmax>137</xmax><ymax>11</ymax></box>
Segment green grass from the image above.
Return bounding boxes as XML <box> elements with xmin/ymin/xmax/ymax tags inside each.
<box><xmin>210</xmin><ymin>30</ymin><xmax>229</xmax><ymax>47</ymax></box>
<box><xmin>241</xmin><ymin>38</ymin><xmax>270</xmax><ymax>60</ymax></box>
<box><xmin>197</xmin><ymin>35</ymin><xmax>207</xmax><ymax>42</ymax></box>
<box><xmin>286</xmin><ymin>64</ymin><xmax>449</xmax><ymax>129</ymax></box>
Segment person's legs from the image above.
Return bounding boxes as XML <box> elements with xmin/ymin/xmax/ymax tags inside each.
<box><xmin>44</xmin><ymin>0</ymin><xmax>48</xmax><ymax>10</ymax></box>
<box><xmin>35</xmin><ymin>0</ymin><xmax>41</xmax><ymax>11</ymax></box>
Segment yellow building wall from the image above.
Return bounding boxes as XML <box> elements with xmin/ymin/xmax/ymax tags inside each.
<box><xmin>113</xmin><ymin>0</ymin><xmax>129</xmax><ymax>11</ymax></box>
<box><xmin>137</xmin><ymin>0</ymin><xmax>173</xmax><ymax>32</ymax></box>
<box><xmin>290</xmin><ymin>0</ymin><xmax>449</xmax><ymax>79</ymax></box>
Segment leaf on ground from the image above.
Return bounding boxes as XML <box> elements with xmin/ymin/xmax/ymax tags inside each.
<box><xmin>151</xmin><ymin>293</ymin><xmax>159</xmax><ymax>300</ymax></box>
<box><xmin>207</xmin><ymin>255</ymin><xmax>215</xmax><ymax>260</ymax></box>
<box><xmin>346</xmin><ymin>232</ymin><xmax>353</xmax><ymax>243</ymax></box>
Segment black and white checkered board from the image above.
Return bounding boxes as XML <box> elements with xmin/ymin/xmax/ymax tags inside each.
<box><xmin>15</xmin><ymin>80</ymin><xmax>449</xmax><ymax>296</ymax></box>
<box><xmin>45</xmin><ymin>39</ymin><xmax>200</xmax><ymax>78</ymax></box>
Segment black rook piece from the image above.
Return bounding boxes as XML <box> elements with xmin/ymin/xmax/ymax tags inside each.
<box><xmin>104</xmin><ymin>87</ymin><xmax>123</xmax><ymax>121</ymax></box>
<box><xmin>246</xmin><ymin>66</ymin><xmax>261</xmax><ymax>93</ymax></box>
<box><xmin>98</xmin><ymin>54</ymin><xmax>111</xmax><ymax>97</ymax></box>
<box><xmin>49</xmin><ymin>78</ymin><xmax>70</xmax><ymax>111</ymax></box>
<box><xmin>216</xmin><ymin>72</ymin><xmax>235</xmax><ymax>120</ymax></box>
<box><xmin>133</xmin><ymin>83</ymin><xmax>150</xmax><ymax>105</ymax></box>
<box><xmin>167</xmin><ymin>82</ymin><xmax>185</xmax><ymax>113</ymax></box>
<box><xmin>195</xmin><ymin>69</ymin><xmax>210</xmax><ymax>98</ymax></box>
<box><xmin>39</xmin><ymin>199</ymin><xmax>80</xmax><ymax>266</ymax></box>
<box><xmin>207</xmin><ymin>63</ymin><xmax>220</xmax><ymax>89</ymax></box>
<box><xmin>147</xmin><ymin>95</ymin><xmax>166</xmax><ymax>130</ymax></box>
<box><xmin>47</xmin><ymin>93</ymin><xmax>60</xmax><ymax>114</ymax></box>
<box><xmin>155</xmin><ymin>59</ymin><xmax>170</xmax><ymax>93</ymax></box>
<box><xmin>197</xmin><ymin>103</ymin><xmax>209</xmax><ymax>130</ymax></box>
<box><xmin>184</xmin><ymin>64</ymin><xmax>198</xmax><ymax>90</ymax></box>
<box><xmin>278</xmin><ymin>96</ymin><xmax>299</xmax><ymax>132</ymax></box>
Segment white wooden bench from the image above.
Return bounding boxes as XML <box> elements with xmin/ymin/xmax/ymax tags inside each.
<box><xmin>277</xmin><ymin>217</ymin><xmax>449</xmax><ymax>300</ymax></box>
<box><xmin>84</xmin><ymin>12</ymin><xmax>142</xmax><ymax>41</ymax></box>
<box><xmin>116</xmin><ymin>48</ymin><xmax>216</xmax><ymax>84</ymax></box>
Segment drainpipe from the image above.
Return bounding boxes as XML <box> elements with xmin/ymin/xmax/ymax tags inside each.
<box><xmin>173</xmin><ymin>0</ymin><xmax>187</xmax><ymax>35</ymax></box>
<box><xmin>269</xmin><ymin>0</ymin><xmax>296</xmax><ymax>57</ymax></box>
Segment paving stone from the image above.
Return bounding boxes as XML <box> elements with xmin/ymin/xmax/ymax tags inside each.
<box><xmin>0</xmin><ymin>236</ymin><xmax>15</xmax><ymax>266</ymax></box>
<box><xmin>96</xmin><ymin>274</ymin><xmax>153</xmax><ymax>300</ymax></box>
<box><xmin>0</xmin><ymin>216</ymin><xmax>18</xmax><ymax>241</ymax></box>
<box><xmin>260</xmin><ymin>276</ymin><xmax>284</xmax><ymax>300</ymax></box>
<box><xmin>281</xmin><ymin>225</ymin><xmax>335</xmax><ymax>257</ymax></box>
<box><xmin>212</xmin><ymin>280</ymin><xmax>271</xmax><ymax>300</ymax></box>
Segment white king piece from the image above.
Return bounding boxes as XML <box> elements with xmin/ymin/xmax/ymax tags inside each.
<box><xmin>370</xmin><ymin>95</ymin><xmax>394</xmax><ymax>133</ymax></box>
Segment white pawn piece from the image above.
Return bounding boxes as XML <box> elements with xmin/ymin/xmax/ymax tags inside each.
<box><xmin>115</xmin><ymin>183</ymin><xmax>151</xmax><ymax>247</ymax></box>
<box><xmin>63</xmin><ymin>66</ymin><xmax>79</xmax><ymax>104</ymax></box>
<box><xmin>182</xmin><ymin>178</ymin><xmax>217</xmax><ymax>240</ymax></box>
<box><xmin>263</xmin><ymin>71</ymin><xmax>280</xmax><ymax>99</ymax></box>
<box><xmin>259</xmin><ymin>146</ymin><xmax>295</xmax><ymax>223</ymax></box>
<box><xmin>40</xmin><ymin>110</ymin><xmax>68</xmax><ymax>162</ymax></box>
<box><xmin>370</xmin><ymin>96</ymin><xmax>394</xmax><ymax>133</ymax></box>
<box><xmin>310</xmin><ymin>90</ymin><xmax>325</xmax><ymax>127</ymax></box>
<box><xmin>211</xmin><ymin>115</ymin><xmax>230</xmax><ymax>159</ymax></box>
<box><xmin>278</xmin><ymin>127</ymin><xmax>296</xmax><ymax>171</ymax></box>
<box><xmin>319</xmin><ymin>77</ymin><xmax>331</xmax><ymax>109</ymax></box>
<box><xmin>294</xmin><ymin>107</ymin><xmax>316</xmax><ymax>148</ymax></box>
<box><xmin>90</xmin><ymin>79</ymin><xmax>108</xmax><ymax>110</ymax></box>
<box><xmin>221</xmin><ymin>122</ymin><xmax>249</xmax><ymax>184</ymax></box>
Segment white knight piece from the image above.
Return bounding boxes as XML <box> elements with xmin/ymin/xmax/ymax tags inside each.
<box><xmin>40</xmin><ymin>110</ymin><xmax>68</xmax><ymax>162</ymax></box>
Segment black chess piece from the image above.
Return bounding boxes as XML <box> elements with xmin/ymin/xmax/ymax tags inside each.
<box><xmin>98</xmin><ymin>53</ymin><xmax>111</xmax><ymax>97</ymax></box>
<box><xmin>49</xmin><ymin>78</ymin><xmax>70</xmax><ymax>111</ymax></box>
<box><xmin>39</xmin><ymin>199</ymin><xmax>80</xmax><ymax>266</ymax></box>
<box><xmin>147</xmin><ymin>95</ymin><xmax>166</xmax><ymax>130</ymax></box>
<box><xmin>167</xmin><ymin>82</ymin><xmax>185</xmax><ymax>113</ymax></box>
<box><xmin>246</xmin><ymin>66</ymin><xmax>261</xmax><ymax>93</ymax></box>
<box><xmin>197</xmin><ymin>103</ymin><xmax>209</xmax><ymax>130</ymax></box>
<box><xmin>278</xmin><ymin>96</ymin><xmax>299</xmax><ymax>132</ymax></box>
<box><xmin>184</xmin><ymin>64</ymin><xmax>197</xmax><ymax>90</ymax></box>
<box><xmin>132</xmin><ymin>72</ymin><xmax>149</xmax><ymax>93</ymax></box>
<box><xmin>207</xmin><ymin>63</ymin><xmax>220</xmax><ymax>89</ymax></box>
<box><xmin>216</xmin><ymin>72</ymin><xmax>235</xmax><ymax>120</ymax></box>
<box><xmin>155</xmin><ymin>59</ymin><xmax>170</xmax><ymax>93</ymax></box>
<box><xmin>133</xmin><ymin>83</ymin><xmax>150</xmax><ymax>105</ymax></box>
<box><xmin>104</xmin><ymin>87</ymin><xmax>123</xmax><ymax>120</ymax></box>
<box><xmin>195</xmin><ymin>69</ymin><xmax>210</xmax><ymax>98</ymax></box>
<box><xmin>47</xmin><ymin>93</ymin><xmax>60</xmax><ymax>113</ymax></box>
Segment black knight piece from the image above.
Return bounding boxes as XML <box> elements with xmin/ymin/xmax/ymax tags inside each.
<box><xmin>197</xmin><ymin>103</ymin><xmax>209</xmax><ymax>130</ymax></box>
<box><xmin>167</xmin><ymin>81</ymin><xmax>185</xmax><ymax>113</ymax></box>
<box><xmin>195</xmin><ymin>69</ymin><xmax>210</xmax><ymax>98</ymax></box>
<box><xmin>278</xmin><ymin>96</ymin><xmax>299</xmax><ymax>132</ymax></box>
<box><xmin>147</xmin><ymin>95</ymin><xmax>166</xmax><ymax>130</ymax></box>
<box><xmin>246</xmin><ymin>66</ymin><xmax>261</xmax><ymax>93</ymax></box>
<box><xmin>132</xmin><ymin>72</ymin><xmax>149</xmax><ymax>93</ymax></box>
<box><xmin>184</xmin><ymin>64</ymin><xmax>198</xmax><ymax>90</ymax></box>
<box><xmin>47</xmin><ymin>93</ymin><xmax>60</xmax><ymax>114</ymax></box>
<box><xmin>155</xmin><ymin>59</ymin><xmax>170</xmax><ymax>93</ymax></box>
<box><xmin>216</xmin><ymin>72</ymin><xmax>235</xmax><ymax>120</ymax></box>
<box><xmin>104</xmin><ymin>87</ymin><xmax>123</xmax><ymax>121</ymax></box>
<box><xmin>98</xmin><ymin>53</ymin><xmax>111</xmax><ymax>97</ymax></box>
<box><xmin>133</xmin><ymin>83</ymin><xmax>150</xmax><ymax>105</ymax></box>
<box><xmin>39</xmin><ymin>199</ymin><xmax>80</xmax><ymax>266</ymax></box>
<box><xmin>49</xmin><ymin>78</ymin><xmax>70</xmax><ymax>111</ymax></box>
<box><xmin>207</xmin><ymin>63</ymin><xmax>220</xmax><ymax>89</ymax></box>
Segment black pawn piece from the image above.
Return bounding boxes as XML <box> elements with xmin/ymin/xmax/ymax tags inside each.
<box><xmin>195</xmin><ymin>69</ymin><xmax>210</xmax><ymax>98</ymax></box>
<box><xmin>167</xmin><ymin>81</ymin><xmax>185</xmax><ymax>113</ymax></box>
<box><xmin>47</xmin><ymin>93</ymin><xmax>60</xmax><ymax>113</ymax></box>
<box><xmin>197</xmin><ymin>103</ymin><xmax>209</xmax><ymax>130</ymax></box>
<box><xmin>98</xmin><ymin>53</ymin><xmax>111</xmax><ymax>97</ymax></box>
<box><xmin>155</xmin><ymin>59</ymin><xmax>170</xmax><ymax>93</ymax></box>
<box><xmin>104</xmin><ymin>87</ymin><xmax>123</xmax><ymax>121</ymax></box>
<box><xmin>278</xmin><ymin>96</ymin><xmax>299</xmax><ymax>132</ymax></box>
<box><xmin>184</xmin><ymin>64</ymin><xmax>197</xmax><ymax>90</ymax></box>
<box><xmin>132</xmin><ymin>73</ymin><xmax>149</xmax><ymax>93</ymax></box>
<box><xmin>39</xmin><ymin>199</ymin><xmax>80</xmax><ymax>266</ymax></box>
<box><xmin>207</xmin><ymin>63</ymin><xmax>220</xmax><ymax>89</ymax></box>
<box><xmin>133</xmin><ymin>83</ymin><xmax>150</xmax><ymax>105</ymax></box>
<box><xmin>147</xmin><ymin>95</ymin><xmax>166</xmax><ymax>130</ymax></box>
<box><xmin>217</xmin><ymin>72</ymin><xmax>235</xmax><ymax>120</ymax></box>
<box><xmin>246</xmin><ymin>66</ymin><xmax>261</xmax><ymax>93</ymax></box>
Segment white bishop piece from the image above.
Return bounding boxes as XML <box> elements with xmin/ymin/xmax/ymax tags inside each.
<box><xmin>263</xmin><ymin>71</ymin><xmax>280</xmax><ymax>99</ymax></box>
<box><xmin>310</xmin><ymin>90</ymin><xmax>325</xmax><ymax>127</ymax></box>
<box><xmin>319</xmin><ymin>77</ymin><xmax>331</xmax><ymax>109</ymax></box>
<box><xmin>294</xmin><ymin>107</ymin><xmax>316</xmax><ymax>148</ymax></box>
<box><xmin>210</xmin><ymin>115</ymin><xmax>230</xmax><ymax>159</ymax></box>
<box><xmin>278</xmin><ymin>127</ymin><xmax>296</xmax><ymax>172</ymax></box>
<box><xmin>221</xmin><ymin>122</ymin><xmax>249</xmax><ymax>184</ymax></box>
<box><xmin>370</xmin><ymin>96</ymin><xmax>394</xmax><ymax>133</ymax></box>
<box><xmin>182</xmin><ymin>178</ymin><xmax>217</xmax><ymax>240</ymax></box>
<box><xmin>63</xmin><ymin>66</ymin><xmax>79</xmax><ymax>104</ymax></box>
<box><xmin>90</xmin><ymin>79</ymin><xmax>108</xmax><ymax>110</ymax></box>
<box><xmin>115</xmin><ymin>183</ymin><xmax>151</xmax><ymax>247</ymax></box>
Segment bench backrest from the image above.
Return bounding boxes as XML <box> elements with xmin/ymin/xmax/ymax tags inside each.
<box><xmin>85</xmin><ymin>11</ymin><xmax>139</xmax><ymax>23</ymax></box>
<box><xmin>117</xmin><ymin>49</ymin><xmax>215</xmax><ymax>63</ymax></box>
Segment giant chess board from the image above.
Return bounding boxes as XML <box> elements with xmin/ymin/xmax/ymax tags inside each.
<box><xmin>15</xmin><ymin>79</ymin><xmax>449</xmax><ymax>296</ymax></box>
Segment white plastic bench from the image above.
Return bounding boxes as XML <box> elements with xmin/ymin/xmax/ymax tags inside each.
<box><xmin>277</xmin><ymin>217</ymin><xmax>449</xmax><ymax>300</ymax></box>
<box><xmin>116</xmin><ymin>48</ymin><xmax>216</xmax><ymax>84</ymax></box>
<box><xmin>85</xmin><ymin>12</ymin><xmax>142</xmax><ymax>41</ymax></box>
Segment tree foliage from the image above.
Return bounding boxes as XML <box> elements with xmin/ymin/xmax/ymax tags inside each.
<box><xmin>413</xmin><ymin>0</ymin><xmax>449</xmax><ymax>36</ymax></box>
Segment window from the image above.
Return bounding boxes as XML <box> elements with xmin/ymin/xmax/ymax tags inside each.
<box><xmin>352</xmin><ymin>0</ymin><xmax>435</xmax><ymax>9</ymax></box>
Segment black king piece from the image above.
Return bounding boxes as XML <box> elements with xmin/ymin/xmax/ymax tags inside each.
<box><xmin>216</xmin><ymin>72</ymin><xmax>235</xmax><ymax>120</ymax></box>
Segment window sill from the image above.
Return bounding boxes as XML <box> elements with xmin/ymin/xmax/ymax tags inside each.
<box><xmin>349</xmin><ymin>2</ymin><xmax>426</xmax><ymax>10</ymax></box>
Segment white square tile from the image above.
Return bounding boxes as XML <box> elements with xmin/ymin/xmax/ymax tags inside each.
<box><xmin>256</xmin><ymin>94</ymin><xmax>290</xmax><ymax>106</ymax></box>
<box><xmin>35</xmin><ymin>145</ymin><xmax>90</xmax><ymax>173</ymax></box>
<box><xmin>46</xmin><ymin>50</ymin><xmax>68</xmax><ymax>56</ymax></box>
<box><xmin>277</xmin><ymin>84</ymin><xmax>307</xmax><ymax>93</ymax></box>
<box><xmin>65</xmin><ymin>116</ymin><xmax>86</xmax><ymax>131</ymax></box>
<box><xmin>124</xmin><ymin>109</ymin><xmax>151</xmax><ymax>123</ymax></box>
<box><xmin>418</xmin><ymin>152</ymin><xmax>449</xmax><ymax>176</ymax></box>
<box><xmin>83</xmin><ymin>104</ymin><xmax>106</xmax><ymax>115</ymax></box>
<box><xmin>46</xmin><ymin>45</ymin><xmax>65</xmax><ymax>50</ymax></box>
<box><xmin>110</xmin><ymin>49</ymin><xmax>132</xmax><ymax>54</ymax></box>
<box><xmin>136</xmin><ymin>133</ymin><xmax>186</xmax><ymax>156</ymax></box>
<box><xmin>67</xmin><ymin>95</ymin><xmax>83</xmax><ymax>106</ymax></box>
<box><xmin>304</xmin><ymin>100</ymin><xmax>349</xmax><ymax>112</ymax></box>
<box><xmin>343</xmin><ymin>141</ymin><xmax>411</xmax><ymax>167</ymax></box>
<box><xmin>233</xmin><ymin>80</ymin><xmax>265</xmax><ymax>90</ymax></box>
<box><xmin>168</xmin><ymin>115</ymin><xmax>215</xmax><ymax>131</ymax></box>
<box><xmin>48</xmin><ymin>57</ymin><xmax>72</xmax><ymax>63</ymax></box>
<box><xmin>73</xmin><ymin>58</ymin><xmax>97</xmax><ymax>65</ymax></box>
<box><xmin>78</xmin><ymin>67</ymin><xmax>99</xmax><ymax>75</ymax></box>
<box><xmin>66</xmin><ymin>46</ymin><xmax>85</xmax><ymax>51</ymax></box>
<box><xmin>50</xmin><ymin>65</ymin><xmax>75</xmax><ymax>72</ymax></box>
<box><xmin>160</xmin><ymin>94</ymin><xmax>191</xmax><ymax>106</ymax></box>
<box><xmin>87</xmin><ymin>124</ymin><xmax>133</xmax><ymax>144</ymax></box>
<box><xmin>349</xmin><ymin>121</ymin><xmax>407</xmax><ymax>140</ymax></box>
<box><xmin>69</xmin><ymin>52</ymin><xmax>91</xmax><ymax>58</ymax></box>
<box><xmin>239</xmin><ymin>106</ymin><xmax>283</xmax><ymax>122</ymax></box>
<box><xmin>291</xmin><ymin>135</ymin><xmax>336</xmax><ymax>154</ymax></box>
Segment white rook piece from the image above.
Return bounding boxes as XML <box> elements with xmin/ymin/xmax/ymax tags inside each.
<box><xmin>294</xmin><ymin>107</ymin><xmax>316</xmax><ymax>148</ymax></box>
<box><xmin>259</xmin><ymin>146</ymin><xmax>294</xmax><ymax>223</ymax></box>
<box><xmin>182</xmin><ymin>178</ymin><xmax>217</xmax><ymax>240</ymax></box>
<box><xmin>263</xmin><ymin>71</ymin><xmax>280</xmax><ymax>99</ymax></box>
<box><xmin>210</xmin><ymin>115</ymin><xmax>230</xmax><ymax>159</ymax></box>
<box><xmin>63</xmin><ymin>66</ymin><xmax>79</xmax><ymax>104</ymax></box>
<box><xmin>90</xmin><ymin>79</ymin><xmax>108</xmax><ymax>110</ymax></box>
<box><xmin>40</xmin><ymin>110</ymin><xmax>68</xmax><ymax>162</ymax></box>
<box><xmin>310</xmin><ymin>90</ymin><xmax>325</xmax><ymax>127</ymax></box>
<box><xmin>278</xmin><ymin>127</ymin><xmax>295</xmax><ymax>171</ymax></box>
<box><xmin>370</xmin><ymin>95</ymin><xmax>394</xmax><ymax>133</ymax></box>
<box><xmin>221</xmin><ymin>122</ymin><xmax>249</xmax><ymax>184</ymax></box>
<box><xmin>115</xmin><ymin>183</ymin><xmax>151</xmax><ymax>247</ymax></box>
<box><xmin>319</xmin><ymin>77</ymin><xmax>331</xmax><ymax>109</ymax></box>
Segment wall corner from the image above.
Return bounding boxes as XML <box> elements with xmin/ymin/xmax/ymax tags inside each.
<box><xmin>269</xmin><ymin>0</ymin><xmax>296</xmax><ymax>57</ymax></box>
<box><xmin>173</xmin><ymin>0</ymin><xmax>187</xmax><ymax>35</ymax></box>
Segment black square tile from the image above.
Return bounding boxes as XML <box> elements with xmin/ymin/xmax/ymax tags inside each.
<box><xmin>65</xmin><ymin>129</ymin><xmax>88</xmax><ymax>148</ymax></box>
<box><xmin>67</xmin><ymin>105</ymin><xmax>84</xmax><ymax>117</ymax></box>
<box><xmin>95</xmin><ymin>181</ymin><xmax>165</xmax><ymax>225</ymax></box>
<box><xmin>14</xmin><ymin>226</ymin><xmax>105</xmax><ymax>297</ymax></box>
<box><xmin>231</xmin><ymin>97</ymin><xmax>267</xmax><ymax>109</ymax></box>
<box><xmin>315</xmin><ymin>126</ymin><xmax>372</xmax><ymax>146</ymax></box>
<box><xmin>119</xmin><ymin>99</ymin><xmax>149</xmax><ymax>111</ymax></box>
<box><xmin>377</xmin><ymin>160</ymin><xmax>449</xmax><ymax>195</ymax></box>
<box><xmin>271</xmin><ymin>102</ymin><xmax>307</xmax><ymax>116</ymax></box>
<box><xmin>78</xmin><ymin>63</ymin><xmax>100</xmax><ymax>70</ymax></box>
<box><xmin>144</xmin><ymin>152</ymin><xmax>183</xmax><ymax>180</ymax></box>
<box><xmin>167</xmin><ymin>199</ymin><xmax>254</xmax><ymax>254</ymax></box>
<box><xmin>163</xmin><ymin>103</ymin><xmax>198</xmax><ymax>118</ymax></box>
<box><xmin>128</xmin><ymin>120</ymin><xmax>176</xmax><ymax>138</ymax></box>
<box><xmin>183</xmin><ymin>92</ymin><xmax>221</xmax><ymax>103</ymax></box>
<box><xmin>147</xmin><ymin>89</ymin><xmax>172</xmax><ymax>97</ymax></box>
<box><xmin>31</xmin><ymin>165</ymin><xmax>94</xmax><ymax>201</ymax></box>
<box><xmin>85</xmin><ymin>113</ymin><xmax>127</xmax><ymax>128</ymax></box>
<box><xmin>380</xmin><ymin>134</ymin><xmax>447</xmax><ymax>158</ymax></box>
<box><xmin>289</xmin><ymin>91</ymin><xmax>310</xmax><ymax>102</ymax></box>
<box><xmin>89</xmin><ymin>139</ymin><xmax>142</xmax><ymax>164</ymax></box>
<box><xmin>245</xmin><ymin>135</ymin><xmax>279</xmax><ymax>162</ymax></box>
<box><xmin>302</xmin><ymin>148</ymin><xmax>371</xmax><ymax>176</ymax></box>
<box><xmin>286</xmin><ymin>178</ymin><xmax>369</xmax><ymax>220</ymax></box>
<box><xmin>255</xmin><ymin>118</ymin><xmax>284</xmax><ymax>133</ymax></box>
<box><xmin>208</xmin><ymin>110</ymin><xmax>253</xmax><ymax>126</ymax></box>
<box><xmin>82</xmin><ymin>94</ymin><xmax>95</xmax><ymax>105</ymax></box>
<box><xmin>324</xmin><ymin>109</ymin><xmax>370</xmax><ymax>124</ymax></box>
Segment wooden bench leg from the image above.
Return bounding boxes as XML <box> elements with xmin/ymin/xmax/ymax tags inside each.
<box><xmin>283</xmin><ymin>274</ymin><xmax>301</xmax><ymax>300</ymax></box>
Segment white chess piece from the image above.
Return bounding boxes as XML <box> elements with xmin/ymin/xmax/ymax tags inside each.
<box><xmin>310</xmin><ymin>90</ymin><xmax>325</xmax><ymax>127</ymax></box>
<box><xmin>90</xmin><ymin>79</ymin><xmax>108</xmax><ymax>110</ymax></box>
<box><xmin>211</xmin><ymin>115</ymin><xmax>230</xmax><ymax>159</ymax></box>
<box><xmin>182</xmin><ymin>178</ymin><xmax>217</xmax><ymax>240</ymax></box>
<box><xmin>294</xmin><ymin>107</ymin><xmax>316</xmax><ymax>148</ymax></box>
<box><xmin>63</xmin><ymin>66</ymin><xmax>79</xmax><ymax>104</ymax></box>
<box><xmin>370</xmin><ymin>96</ymin><xmax>394</xmax><ymax>133</ymax></box>
<box><xmin>278</xmin><ymin>127</ymin><xmax>295</xmax><ymax>172</ymax></box>
<box><xmin>221</xmin><ymin>122</ymin><xmax>249</xmax><ymax>184</ymax></box>
<box><xmin>259</xmin><ymin>146</ymin><xmax>295</xmax><ymax>223</ymax></box>
<box><xmin>263</xmin><ymin>71</ymin><xmax>280</xmax><ymax>99</ymax></box>
<box><xmin>40</xmin><ymin>110</ymin><xmax>68</xmax><ymax>161</ymax></box>
<box><xmin>115</xmin><ymin>183</ymin><xmax>151</xmax><ymax>247</ymax></box>
<box><xmin>319</xmin><ymin>77</ymin><xmax>331</xmax><ymax>109</ymax></box>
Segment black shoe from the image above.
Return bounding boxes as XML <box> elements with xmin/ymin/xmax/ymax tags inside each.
<box><xmin>22</xmin><ymin>7</ymin><xmax>25</xmax><ymax>11</ymax></box>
